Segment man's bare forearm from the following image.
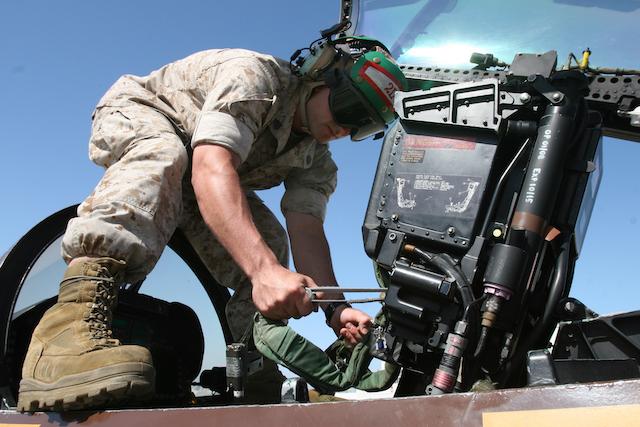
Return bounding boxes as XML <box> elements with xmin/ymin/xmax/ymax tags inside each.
<box><xmin>191</xmin><ymin>144</ymin><xmax>279</xmax><ymax>278</ymax></box>
<box><xmin>191</xmin><ymin>144</ymin><xmax>314</xmax><ymax>319</ymax></box>
<box><xmin>286</xmin><ymin>211</ymin><xmax>373</xmax><ymax>341</ymax></box>
<box><xmin>285</xmin><ymin>211</ymin><xmax>344</xmax><ymax>306</ymax></box>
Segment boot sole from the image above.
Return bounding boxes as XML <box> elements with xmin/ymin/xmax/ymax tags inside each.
<box><xmin>17</xmin><ymin>362</ymin><xmax>155</xmax><ymax>412</ymax></box>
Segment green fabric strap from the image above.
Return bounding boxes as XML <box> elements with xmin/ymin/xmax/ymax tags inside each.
<box><xmin>252</xmin><ymin>313</ymin><xmax>399</xmax><ymax>394</ymax></box>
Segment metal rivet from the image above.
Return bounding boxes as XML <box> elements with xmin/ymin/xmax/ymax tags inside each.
<box><xmin>389</xmin><ymin>232</ymin><xmax>397</xmax><ymax>241</ymax></box>
<box><xmin>391</xmin><ymin>214</ymin><xmax>399</xmax><ymax>222</ymax></box>
<box><xmin>447</xmin><ymin>227</ymin><xmax>456</xmax><ymax>237</ymax></box>
<box><xmin>552</xmin><ymin>92</ymin><xmax>562</xmax><ymax>101</ymax></box>
<box><xmin>519</xmin><ymin>92</ymin><xmax>531</xmax><ymax>103</ymax></box>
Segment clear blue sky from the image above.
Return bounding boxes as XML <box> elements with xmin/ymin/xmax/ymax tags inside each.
<box><xmin>2</xmin><ymin>0</ymin><xmax>640</xmax><ymax>372</ymax></box>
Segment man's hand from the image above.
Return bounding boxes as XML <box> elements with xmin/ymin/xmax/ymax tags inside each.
<box><xmin>251</xmin><ymin>264</ymin><xmax>316</xmax><ymax>320</ymax></box>
<box><xmin>329</xmin><ymin>306</ymin><xmax>373</xmax><ymax>346</ymax></box>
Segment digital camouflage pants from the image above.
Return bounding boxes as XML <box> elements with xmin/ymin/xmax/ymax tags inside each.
<box><xmin>62</xmin><ymin>102</ymin><xmax>287</xmax><ymax>403</ymax></box>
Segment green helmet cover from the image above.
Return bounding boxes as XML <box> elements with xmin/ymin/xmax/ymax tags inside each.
<box><xmin>349</xmin><ymin>50</ymin><xmax>408</xmax><ymax>125</ymax></box>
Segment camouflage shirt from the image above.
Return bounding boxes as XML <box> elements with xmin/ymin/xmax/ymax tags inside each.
<box><xmin>96</xmin><ymin>49</ymin><xmax>338</xmax><ymax>221</ymax></box>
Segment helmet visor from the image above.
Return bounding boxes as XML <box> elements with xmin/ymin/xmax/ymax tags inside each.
<box><xmin>328</xmin><ymin>75</ymin><xmax>387</xmax><ymax>141</ymax></box>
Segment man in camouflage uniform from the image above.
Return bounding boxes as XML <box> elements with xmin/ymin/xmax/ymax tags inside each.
<box><xmin>18</xmin><ymin>41</ymin><xmax>407</xmax><ymax>411</ymax></box>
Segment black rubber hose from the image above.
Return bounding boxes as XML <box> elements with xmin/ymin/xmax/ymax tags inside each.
<box><xmin>409</xmin><ymin>247</ymin><xmax>475</xmax><ymax>310</ymax></box>
<box><xmin>474</xmin><ymin>327</ymin><xmax>489</xmax><ymax>358</ymax></box>
<box><xmin>430</xmin><ymin>254</ymin><xmax>475</xmax><ymax>309</ymax></box>
<box><xmin>500</xmin><ymin>236</ymin><xmax>570</xmax><ymax>382</ymax></box>
<box><xmin>530</xmin><ymin>237</ymin><xmax>571</xmax><ymax>349</ymax></box>
<box><xmin>462</xmin><ymin>295</ymin><xmax>486</xmax><ymax>322</ymax></box>
<box><xmin>473</xmin><ymin>295</ymin><xmax>502</xmax><ymax>358</ymax></box>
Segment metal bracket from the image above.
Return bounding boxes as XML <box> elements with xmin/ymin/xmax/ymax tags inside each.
<box><xmin>509</xmin><ymin>50</ymin><xmax>558</xmax><ymax>79</ymax></box>
<box><xmin>527</xmin><ymin>349</ymin><xmax>558</xmax><ymax>386</ymax></box>
<box><xmin>529</xmin><ymin>74</ymin><xmax>564</xmax><ymax>104</ymax></box>
<box><xmin>376</xmin><ymin>230</ymin><xmax>405</xmax><ymax>269</ymax></box>
<box><xmin>396</xmin><ymin>79</ymin><xmax>501</xmax><ymax>130</ymax></box>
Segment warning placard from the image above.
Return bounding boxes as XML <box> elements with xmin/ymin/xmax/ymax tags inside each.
<box><xmin>404</xmin><ymin>134</ymin><xmax>476</xmax><ymax>150</ymax></box>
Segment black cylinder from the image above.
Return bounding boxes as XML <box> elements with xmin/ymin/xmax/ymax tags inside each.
<box><xmin>390</xmin><ymin>262</ymin><xmax>454</xmax><ymax>299</ymax></box>
<box><xmin>512</xmin><ymin>106</ymin><xmax>575</xmax><ymax>235</ymax></box>
<box><xmin>511</xmin><ymin>73</ymin><xmax>588</xmax><ymax>237</ymax></box>
<box><xmin>483</xmin><ymin>244</ymin><xmax>526</xmax><ymax>294</ymax></box>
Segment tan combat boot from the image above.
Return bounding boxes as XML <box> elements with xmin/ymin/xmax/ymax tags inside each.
<box><xmin>17</xmin><ymin>257</ymin><xmax>155</xmax><ymax>411</ymax></box>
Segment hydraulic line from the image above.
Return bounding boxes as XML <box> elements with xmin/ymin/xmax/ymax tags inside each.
<box><xmin>480</xmin><ymin>138</ymin><xmax>532</xmax><ymax>238</ymax></box>
<box><xmin>432</xmin><ymin>254</ymin><xmax>475</xmax><ymax>309</ymax></box>
<box><xmin>536</xmin><ymin>238</ymin><xmax>571</xmax><ymax>343</ymax></box>
<box><xmin>404</xmin><ymin>245</ymin><xmax>475</xmax><ymax>310</ymax></box>
<box><xmin>402</xmin><ymin>244</ymin><xmax>479</xmax><ymax>395</ymax></box>
<box><xmin>462</xmin><ymin>295</ymin><xmax>487</xmax><ymax>322</ymax></box>
<box><xmin>501</xmin><ymin>236</ymin><xmax>570</xmax><ymax>382</ymax></box>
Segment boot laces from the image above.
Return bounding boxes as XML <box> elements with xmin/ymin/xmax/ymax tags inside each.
<box><xmin>62</xmin><ymin>266</ymin><xmax>121</xmax><ymax>346</ymax></box>
<box><xmin>89</xmin><ymin>278</ymin><xmax>119</xmax><ymax>345</ymax></box>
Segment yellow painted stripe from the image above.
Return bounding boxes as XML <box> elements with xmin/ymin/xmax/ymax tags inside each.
<box><xmin>0</xmin><ymin>424</ymin><xmax>40</xmax><ymax>427</ymax></box>
<box><xmin>483</xmin><ymin>404</ymin><xmax>640</xmax><ymax>427</ymax></box>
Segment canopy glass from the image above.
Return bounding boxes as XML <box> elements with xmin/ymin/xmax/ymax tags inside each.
<box><xmin>353</xmin><ymin>0</ymin><xmax>640</xmax><ymax>70</ymax></box>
